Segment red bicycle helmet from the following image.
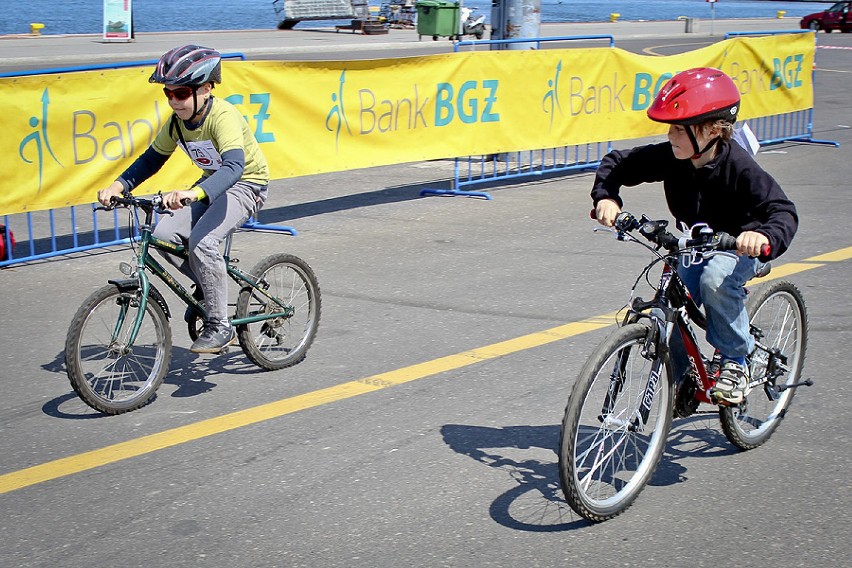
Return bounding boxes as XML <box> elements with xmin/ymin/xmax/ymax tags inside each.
<box><xmin>647</xmin><ymin>67</ymin><xmax>740</xmax><ymax>126</ymax></box>
<box><xmin>149</xmin><ymin>44</ymin><xmax>222</xmax><ymax>86</ymax></box>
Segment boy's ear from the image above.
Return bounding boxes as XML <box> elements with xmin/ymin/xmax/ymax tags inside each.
<box><xmin>702</xmin><ymin>122</ymin><xmax>722</xmax><ymax>138</ymax></box>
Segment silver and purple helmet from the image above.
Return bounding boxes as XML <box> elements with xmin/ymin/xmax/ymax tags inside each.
<box><xmin>149</xmin><ymin>44</ymin><xmax>222</xmax><ymax>86</ymax></box>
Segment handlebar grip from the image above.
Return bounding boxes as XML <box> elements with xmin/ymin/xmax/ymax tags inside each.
<box><xmin>180</xmin><ymin>198</ymin><xmax>193</xmax><ymax>207</ymax></box>
<box><xmin>717</xmin><ymin>233</ymin><xmax>772</xmax><ymax>257</ymax></box>
<box><xmin>589</xmin><ymin>208</ymin><xmax>596</xmax><ymax>220</ymax></box>
<box><xmin>716</xmin><ymin>233</ymin><xmax>738</xmax><ymax>251</ymax></box>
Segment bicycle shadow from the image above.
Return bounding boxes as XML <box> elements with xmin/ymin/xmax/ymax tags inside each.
<box><xmin>441</xmin><ymin>423</ymin><xmax>589</xmax><ymax>532</ymax></box>
<box><xmin>40</xmin><ymin>345</ymin><xmax>263</xmax><ymax>419</ymax></box>
<box><xmin>441</xmin><ymin>416</ymin><xmax>736</xmax><ymax>531</ymax></box>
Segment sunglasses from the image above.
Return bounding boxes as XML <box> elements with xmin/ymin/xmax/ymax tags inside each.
<box><xmin>163</xmin><ymin>86</ymin><xmax>195</xmax><ymax>101</ymax></box>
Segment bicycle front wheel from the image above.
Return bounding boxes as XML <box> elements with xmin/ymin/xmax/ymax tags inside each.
<box><xmin>65</xmin><ymin>285</ymin><xmax>172</xmax><ymax>414</ymax></box>
<box><xmin>720</xmin><ymin>280</ymin><xmax>808</xmax><ymax>450</ymax></box>
<box><xmin>559</xmin><ymin>323</ymin><xmax>673</xmax><ymax>522</ymax></box>
<box><xmin>235</xmin><ymin>253</ymin><xmax>321</xmax><ymax>370</ymax></box>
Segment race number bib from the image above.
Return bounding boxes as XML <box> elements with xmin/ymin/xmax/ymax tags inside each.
<box><xmin>180</xmin><ymin>140</ymin><xmax>223</xmax><ymax>170</ymax></box>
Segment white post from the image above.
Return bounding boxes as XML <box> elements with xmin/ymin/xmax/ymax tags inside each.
<box><xmin>711</xmin><ymin>2</ymin><xmax>716</xmax><ymax>36</ymax></box>
<box><xmin>706</xmin><ymin>0</ymin><xmax>717</xmax><ymax>36</ymax></box>
<box><xmin>492</xmin><ymin>0</ymin><xmax>541</xmax><ymax>50</ymax></box>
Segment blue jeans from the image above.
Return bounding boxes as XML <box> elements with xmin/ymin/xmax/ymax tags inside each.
<box><xmin>676</xmin><ymin>253</ymin><xmax>761</xmax><ymax>359</ymax></box>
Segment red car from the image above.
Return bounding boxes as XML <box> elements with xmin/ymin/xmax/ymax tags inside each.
<box><xmin>800</xmin><ymin>1</ymin><xmax>852</xmax><ymax>33</ymax></box>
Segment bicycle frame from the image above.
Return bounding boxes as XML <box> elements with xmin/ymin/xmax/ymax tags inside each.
<box><xmin>605</xmin><ymin>258</ymin><xmax>724</xmax><ymax>432</ymax></box>
<box><xmin>636</xmin><ymin>263</ymin><xmax>718</xmax><ymax>406</ymax></box>
<box><xmin>112</xmin><ymin>200</ymin><xmax>295</xmax><ymax>348</ymax></box>
<box><xmin>623</xmin><ymin>257</ymin><xmax>792</xmax><ymax>424</ymax></box>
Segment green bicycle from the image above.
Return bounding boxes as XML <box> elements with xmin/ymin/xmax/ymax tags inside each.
<box><xmin>64</xmin><ymin>193</ymin><xmax>321</xmax><ymax>415</ymax></box>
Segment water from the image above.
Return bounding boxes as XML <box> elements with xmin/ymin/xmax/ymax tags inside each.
<box><xmin>0</xmin><ymin>0</ymin><xmax>835</xmax><ymax>36</ymax></box>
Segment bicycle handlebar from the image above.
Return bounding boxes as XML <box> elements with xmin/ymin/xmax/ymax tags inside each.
<box><xmin>100</xmin><ymin>193</ymin><xmax>192</xmax><ymax>215</ymax></box>
<box><xmin>591</xmin><ymin>208</ymin><xmax>770</xmax><ymax>257</ymax></box>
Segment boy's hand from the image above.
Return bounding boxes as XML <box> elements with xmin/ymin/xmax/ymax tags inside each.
<box><xmin>162</xmin><ymin>190</ymin><xmax>197</xmax><ymax>210</ymax></box>
<box><xmin>594</xmin><ymin>199</ymin><xmax>622</xmax><ymax>227</ymax></box>
<box><xmin>97</xmin><ymin>182</ymin><xmax>124</xmax><ymax>206</ymax></box>
<box><xmin>737</xmin><ymin>230</ymin><xmax>770</xmax><ymax>258</ymax></box>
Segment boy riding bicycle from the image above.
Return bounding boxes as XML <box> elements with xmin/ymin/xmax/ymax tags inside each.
<box><xmin>97</xmin><ymin>45</ymin><xmax>270</xmax><ymax>354</ymax></box>
<box><xmin>590</xmin><ymin>67</ymin><xmax>798</xmax><ymax>404</ymax></box>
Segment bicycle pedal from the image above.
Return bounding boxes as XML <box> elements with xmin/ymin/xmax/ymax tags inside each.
<box><xmin>709</xmin><ymin>391</ymin><xmax>742</xmax><ymax>407</ymax></box>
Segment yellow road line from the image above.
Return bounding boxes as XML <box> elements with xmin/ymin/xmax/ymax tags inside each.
<box><xmin>804</xmin><ymin>247</ymin><xmax>852</xmax><ymax>263</ymax></box>
<box><xmin>0</xmin><ymin>311</ymin><xmax>620</xmax><ymax>495</ymax></box>
<box><xmin>1</xmin><ymin>246</ymin><xmax>848</xmax><ymax>495</ymax></box>
<box><xmin>758</xmin><ymin>262</ymin><xmax>824</xmax><ymax>282</ymax></box>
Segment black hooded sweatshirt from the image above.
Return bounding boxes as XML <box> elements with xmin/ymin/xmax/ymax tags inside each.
<box><xmin>590</xmin><ymin>139</ymin><xmax>798</xmax><ymax>261</ymax></box>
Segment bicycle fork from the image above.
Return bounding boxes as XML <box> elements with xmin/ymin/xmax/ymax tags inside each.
<box><xmin>109</xmin><ymin>235</ymin><xmax>159</xmax><ymax>352</ymax></box>
<box><xmin>599</xmin><ymin>321</ymin><xmax>668</xmax><ymax>433</ymax></box>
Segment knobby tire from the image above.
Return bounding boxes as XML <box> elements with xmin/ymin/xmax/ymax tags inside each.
<box><xmin>65</xmin><ymin>285</ymin><xmax>172</xmax><ymax>415</ymax></box>
<box><xmin>719</xmin><ymin>280</ymin><xmax>809</xmax><ymax>450</ymax></box>
<box><xmin>235</xmin><ymin>253</ymin><xmax>321</xmax><ymax>371</ymax></box>
<box><xmin>558</xmin><ymin>323</ymin><xmax>674</xmax><ymax>522</ymax></box>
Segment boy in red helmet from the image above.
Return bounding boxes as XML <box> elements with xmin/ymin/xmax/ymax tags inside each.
<box><xmin>97</xmin><ymin>45</ymin><xmax>269</xmax><ymax>354</ymax></box>
<box><xmin>591</xmin><ymin>67</ymin><xmax>798</xmax><ymax>404</ymax></box>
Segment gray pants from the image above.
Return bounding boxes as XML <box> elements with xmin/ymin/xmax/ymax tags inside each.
<box><xmin>153</xmin><ymin>181</ymin><xmax>267</xmax><ymax>330</ymax></box>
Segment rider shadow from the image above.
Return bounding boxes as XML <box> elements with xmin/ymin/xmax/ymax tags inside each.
<box><xmin>441</xmin><ymin>417</ymin><xmax>737</xmax><ymax>531</ymax></box>
<box><xmin>166</xmin><ymin>344</ymin><xmax>262</xmax><ymax>397</ymax></box>
<box><xmin>40</xmin><ymin>345</ymin><xmax>262</xmax><ymax>419</ymax></box>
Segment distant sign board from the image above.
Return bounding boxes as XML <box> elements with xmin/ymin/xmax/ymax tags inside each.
<box><xmin>103</xmin><ymin>0</ymin><xmax>133</xmax><ymax>42</ymax></box>
<box><xmin>273</xmin><ymin>0</ymin><xmax>355</xmax><ymax>23</ymax></box>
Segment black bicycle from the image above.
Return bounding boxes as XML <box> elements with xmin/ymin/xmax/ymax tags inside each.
<box><xmin>558</xmin><ymin>212</ymin><xmax>810</xmax><ymax>522</ymax></box>
<box><xmin>65</xmin><ymin>193</ymin><xmax>321</xmax><ymax>415</ymax></box>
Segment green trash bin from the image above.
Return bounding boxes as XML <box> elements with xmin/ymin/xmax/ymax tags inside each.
<box><xmin>415</xmin><ymin>0</ymin><xmax>460</xmax><ymax>40</ymax></box>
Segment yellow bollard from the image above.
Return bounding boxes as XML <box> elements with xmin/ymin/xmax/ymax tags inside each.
<box><xmin>610</xmin><ymin>13</ymin><xmax>620</xmax><ymax>23</ymax></box>
<box><xmin>30</xmin><ymin>23</ymin><xmax>45</xmax><ymax>35</ymax></box>
<box><xmin>777</xmin><ymin>10</ymin><xmax>786</xmax><ymax>19</ymax></box>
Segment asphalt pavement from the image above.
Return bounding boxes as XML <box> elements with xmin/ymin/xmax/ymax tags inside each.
<box><xmin>1</xmin><ymin>18</ymin><xmax>850</xmax><ymax>568</ymax></box>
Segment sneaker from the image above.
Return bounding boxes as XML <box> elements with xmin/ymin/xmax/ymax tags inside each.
<box><xmin>710</xmin><ymin>360</ymin><xmax>750</xmax><ymax>404</ymax></box>
<box><xmin>184</xmin><ymin>287</ymin><xmax>205</xmax><ymax>323</ymax></box>
<box><xmin>190</xmin><ymin>325</ymin><xmax>236</xmax><ymax>354</ymax></box>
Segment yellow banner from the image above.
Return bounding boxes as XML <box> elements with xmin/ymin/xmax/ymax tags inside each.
<box><xmin>0</xmin><ymin>33</ymin><xmax>814</xmax><ymax>214</ymax></box>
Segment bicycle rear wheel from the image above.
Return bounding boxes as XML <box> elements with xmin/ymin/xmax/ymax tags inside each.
<box><xmin>235</xmin><ymin>253</ymin><xmax>321</xmax><ymax>370</ymax></box>
<box><xmin>720</xmin><ymin>280</ymin><xmax>808</xmax><ymax>450</ymax></box>
<box><xmin>558</xmin><ymin>323</ymin><xmax>673</xmax><ymax>522</ymax></box>
<box><xmin>65</xmin><ymin>285</ymin><xmax>172</xmax><ymax>414</ymax></box>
